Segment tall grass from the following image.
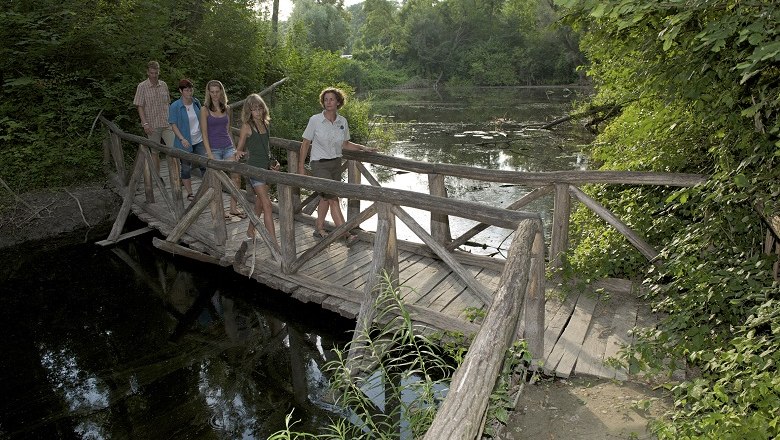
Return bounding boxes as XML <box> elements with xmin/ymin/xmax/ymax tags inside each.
<box><xmin>268</xmin><ymin>273</ymin><xmax>530</xmax><ymax>439</ymax></box>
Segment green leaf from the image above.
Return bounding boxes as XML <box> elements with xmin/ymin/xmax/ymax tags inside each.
<box><xmin>734</xmin><ymin>174</ymin><xmax>748</xmax><ymax>187</ymax></box>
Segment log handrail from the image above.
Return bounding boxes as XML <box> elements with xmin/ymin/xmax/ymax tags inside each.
<box><xmin>423</xmin><ymin>218</ymin><xmax>544</xmax><ymax>440</ymax></box>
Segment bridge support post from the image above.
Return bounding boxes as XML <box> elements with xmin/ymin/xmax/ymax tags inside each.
<box><xmin>428</xmin><ymin>173</ymin><xmax>452</xmax><ymax>245</ymax></box>
<box><xmin>521</xmin><ymin>227</ymin><xmax>545</xmax><ymax>362</ymax></box>
<box><xmin>347</xmin><ymin>160</ymin><xmax>361</xmax><ymax>222</ymax></box>
<box><xmin>347</xmin><ymin>202</ymin><xmax>399</xmax><ymax>375</ymax></box>
<box><xmin>278</xmin><ymin>183</ymin><xmax>297</xmax><ymax>273</ymax></box>
<box><xmin>205</xmin><ymin>170</ymin><xmax>227</xmax><ymax>248</ymax></box>
<box><xmin>550</xmin><ymin>183</ymin><xmax>570</xmax><ymax>268</ymax></box>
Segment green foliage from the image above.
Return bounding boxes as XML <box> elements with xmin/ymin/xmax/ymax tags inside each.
<box><xmin>268</xmin><ymin>275</ymin><xmax>529</xmax><ymax>438</ymax></box>
<box><xmin>557</xmin><ymin>0</ymin><xmax>780</xmax><ymax>437</ymax></box>
<box><xmin>344</xmin><ymin>0</ymin><xmax>583</xmax><ymax>87</ymax></box>
<box><xmin>288</xmin><ymin>0</ymin><xmax>350</xmax><ymax>52</ymax></box>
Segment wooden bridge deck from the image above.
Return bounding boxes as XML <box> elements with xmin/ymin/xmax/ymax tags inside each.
<box><xmin>117</xmin><ymin>163</ymin><xmax>652</xmax><ymax>381</ymax></box>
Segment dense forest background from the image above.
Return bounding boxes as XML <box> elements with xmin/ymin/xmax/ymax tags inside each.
<box><xmin>2</xmin><ymin>0</ymin><xmax>780</xmax><ymax>438</ymax></box>
<box><xmin>0</xmin><ymin>0</ymin><xmax>581</xmax><ymax>191</ymax></box>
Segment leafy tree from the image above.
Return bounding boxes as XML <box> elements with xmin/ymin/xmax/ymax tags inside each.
<box><xmin>288</xmin><ymin>0</ymin><xmax>350</xmax><ymax>52</ymax></box>
<box><xmin>556</xmin><ymin>0</ymin><xmax>780</xmax><ymax>437</ymax></box>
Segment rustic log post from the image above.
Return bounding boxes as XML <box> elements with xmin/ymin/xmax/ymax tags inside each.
<box><xmin>347</xmin><ymin>159</ymin><xmax>362</xmax><ymax>222</ymax></box>
<box><xmin>287</xmin><ymin>148</ymin><xmax>302</xmax><ymax>212</ymax></box>
<box><xmin>278</xmin><ymin>183</ymin><xmax>297</xmax><ymax>274</ymax></box>
<box><xmin>521</xmin><ymin>227</ymin><xmax>545</xmax><ymax>361</ymax></box>
<box><xmin>205</xmin><ymin>170</ymin><xmax>227</xmax><ymax>248</ymax></box>
<box><xmin>428</xmin><ymin>173</ymin><xmax>452</xmax><ymax>245</ymax></box>
<box><xmin>423</xmin><ymin>218</ymin><xmax>540</xmax><ymax>440</ymax></box>
<box><xmin>109</xmin><ymin>131</ymin><xmax>127</xmax><ymax>185</ymax></box>
<box><xmin>550</xmin><ymin>183</ymin><xmax>571</xmax><ymax>268</ymax></box>
<box><xmin>347</xmin><ymin>202</ymin><xmax>399</xmax><ymax>374</ymax></box>
<box><xmin>167</xmin><ymin>156</ymin><xmax>184</xmax><ymax>220</ymax></box>
<box><xmin>138</xmin><ymin>146</ymin><xmax>176</xmax><ymax>216</ymax></box>
<box><xmin>106</xmin><ymin>148</ymin><xmax>147</xmax><ymax>242</ymax></box>
<box><xmin>141</xmin><ymin>145</ymin><xmax>155</xmax><ymax>203</ymax></box>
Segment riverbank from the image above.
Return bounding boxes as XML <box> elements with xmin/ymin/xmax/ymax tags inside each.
<box><xmin>0</xmin><ymin>182</ymin><xmax>121</xmax><ymax>249</ymax></box>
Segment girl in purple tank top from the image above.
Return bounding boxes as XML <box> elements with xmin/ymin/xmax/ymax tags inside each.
<box><xmin>200</xmin><ymin>80</ymin><xmax>245</xmax><ymax>218</ymax></box>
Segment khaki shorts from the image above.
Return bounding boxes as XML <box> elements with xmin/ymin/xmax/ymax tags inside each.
<box><xmin>310</xmin><ymin>157</ymin><xmax>343</xmax><ymax>200</ymax></box>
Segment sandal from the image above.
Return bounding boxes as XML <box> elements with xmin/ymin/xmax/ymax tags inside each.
<box><xmin>313</xmin><ymin>229</ymin><xmax>328</xmax><ymax>240</ymax></box>
<box><xmin>345</xmin><ymin>234</ymin><xmax>359</xmax><ymax>247</ymax></box>
<box><xmin>229</xmin><ymin>210</ymin><xmax>248</xmax><ymax>219</ymax></box>
<box><xmin>187</xmin><ymin>194</ymin><xmax>195</xmax><ymax>201</ymax></box>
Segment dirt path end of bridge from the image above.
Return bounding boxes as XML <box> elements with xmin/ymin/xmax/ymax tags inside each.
<box><xmin>505</xmin><ymin>376</ymin><xmax>673</xmax><ymax>439</ymax></box>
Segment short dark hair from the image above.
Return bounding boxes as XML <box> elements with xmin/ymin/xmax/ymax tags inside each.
<box><xmin>178</xmin><ymin>78</ymin><xmax>194</xmax><ymax>90</ymax></box>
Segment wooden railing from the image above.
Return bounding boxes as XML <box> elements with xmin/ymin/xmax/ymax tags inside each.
<box><xmin>100</xmin><ymin>103</ymin><xmax>707</xmax><ymax>439</ymax></box>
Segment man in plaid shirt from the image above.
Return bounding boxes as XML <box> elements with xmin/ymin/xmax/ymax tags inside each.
<box><xmin>134</xmin><ymin>60</ymin><xmax>175</xmax><ymax>177</ymax></box>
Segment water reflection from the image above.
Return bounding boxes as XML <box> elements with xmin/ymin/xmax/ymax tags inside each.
<box><xmin>0</xmin><ymin>233</ymin><xmax>351</xmax><ymax>439</ymax></box>
<box><xmin>357</xmin><ymin>87</ymin><xmax>593</xmax><ymax>256</ymax></box>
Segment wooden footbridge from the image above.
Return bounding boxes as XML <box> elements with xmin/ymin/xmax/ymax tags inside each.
<box><xmin>98</xmin><ymin>94</ymin><xmax>706</xmax><ymax>438</ymax></box>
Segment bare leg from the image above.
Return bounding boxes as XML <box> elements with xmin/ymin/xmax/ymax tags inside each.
<box><xmin>316</xmin><ymin>197</ymin><xmax>330</xmax><ymax>234</ymax></box>
<box><xmin>182</xmin><ymin>178</ymin><xmax>193</xmax><ymax>197</ymax></box>
<box><xmin>247</xmin><ymin>186</ymin><xmax>262</xmax><ymax>238</ymax></box>
<box><xmin>257</xmin><ymin>184</ymin><xmax>277</xmax><ymax>245</ymax></box>
<box><xmin>329</xmin><ymin>198</ymin><xmax>346</xmax><ymax>228</ymax></box>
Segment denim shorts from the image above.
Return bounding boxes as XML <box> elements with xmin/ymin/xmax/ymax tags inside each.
<box><xmin>212</xmin><ymin>146</ymin><xmax>236</xmax><ymax>161</ymax></box>
<box><xmin>179</xmin><ymin>142</ymin><xmax>206</xmax><ymax>180</ymax></box>
<box><xmin>249</xmin><ymin>177</ymin><xmax>266</xmax><ymax>188</ymax></box>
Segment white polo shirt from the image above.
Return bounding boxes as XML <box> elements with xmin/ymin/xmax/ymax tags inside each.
<box><xmin>302</xmin><ymin>111</ymin><xmax>350</xmax><ymax>161</ymax></box>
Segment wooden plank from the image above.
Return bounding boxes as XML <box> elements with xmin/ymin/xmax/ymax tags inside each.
<box><xmin>548</xmin><ymin>292</ymin><xmax>598</xmax><ymax>377</ymax></box>
<box><xmin>399</xmin><ymin>260</ymin><xmax>451</xmax><ymax>305</ymax></box>
<box><xmin>543</xmin><ymin>291</ymin><xmax>579</xmax><ymax>360</ymax></box>
<box><xmin>574</xmin><ymin>296</ymin><xmax>613</xmax><ymax>378</ymax></box>
<box><xmin>602</xmin><ymin>293</ymin><xmax>639</xmax><ymax>380</ymax></box>
<box><xmin>393</xmin><ymin>205</ymin><xmax>494</xmax><ymax>305</ymax></box>
<box><xmin>321</xmin><ymin>247</ymin><xmax>374</xmax><ymax>286</ymax></box>
<box><xmin>96</xmin><ymin>226</ymin><xmax>154</xmax><ymax>246</ymax></box>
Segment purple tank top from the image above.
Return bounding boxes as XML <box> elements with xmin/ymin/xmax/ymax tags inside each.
<box><xmin>207</xmin><ymin>112</ymin><xmax>232</xmax><ymax>149</ymax></box>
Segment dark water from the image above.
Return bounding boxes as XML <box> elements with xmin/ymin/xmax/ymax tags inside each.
<box><xmin>0</xmin><ymin>225</ymin><xmax>352</xmax><ymax>439</ymax></box>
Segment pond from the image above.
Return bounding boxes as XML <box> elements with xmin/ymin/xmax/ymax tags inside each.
<box><xmin>1</xmin><ymin>86</ymin><xmax>592</xmax><ymax>439</ymax></box>
<box><xmin>0</xmin><ymin>226</ymin><xmax>352</xmax><ymax>439</ymax></box>
<box><xmin>358</xmin><ymin>86</ymin><xmax>593</xmax><ymax>256</ymax></box>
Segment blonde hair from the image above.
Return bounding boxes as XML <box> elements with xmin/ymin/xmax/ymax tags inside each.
<box><xmin>242</xmin><ymin>94</ymin><xmax>271</xmax><ymax>128</ymax></box>
<box><xmin>319</xmin><ymin>87</ymin><xmax>346</xmax><ymax>109</ymax></box>
<box><xmin>204</xmin><ymin>80</ymin><xmax>228</xmax><ymax>112</ymax></box>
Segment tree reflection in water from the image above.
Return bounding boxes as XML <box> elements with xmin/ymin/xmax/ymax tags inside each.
<box><xmin>0</xmin><ymin>234</ymin><xmax>351</xmax><ymax>439</ymax></box>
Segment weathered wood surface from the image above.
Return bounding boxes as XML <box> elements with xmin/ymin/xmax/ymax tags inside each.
<box><xmin>423</xmin><ymin>219</ymin><xmax>541</xmax><ymax>440</ymax></box>
<box><xmin>114</xmin><ymin>162</ymin><xmax>652</xmax><ymax>383</ymax></box>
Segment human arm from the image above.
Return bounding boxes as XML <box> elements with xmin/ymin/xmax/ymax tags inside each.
<box><xmin>298</xmin><ymin>138</ymin><xmax>311</xmax><ymax>175</ymax></box>
<box><xmin>200</xmin><ymin>107</ymin><xmax>214</xmax><ymax>159</ymax></box>
<box><xmin>170</xmin><ymin>123</ymin><xmax>188</xmax><ymax>148</ymax></box>
<box><xmin>343</xmin><ymin>140</ymin><xmax>376</xmax><ymax>153</ymax></box>
<box><xmin>235</xmin><ymin>124</ymin><xmax>250</xmax><ymax>160</ymax></box>
<box><xmin>137</xmin><ymin>106</ymin><xmax>153</xmax><ymax>135</ymax></box>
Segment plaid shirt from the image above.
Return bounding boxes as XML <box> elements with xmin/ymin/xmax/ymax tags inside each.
<box><xmin>133</xmin><ymin>79</ymin><xmax>170</xmax><ymax>129</ymax></box>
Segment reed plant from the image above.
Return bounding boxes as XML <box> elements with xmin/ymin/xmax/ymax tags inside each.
<box><xmin>268</xmin><ymin>273</ymin><xmax>530</xmax><ymax>439</ymax></box>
